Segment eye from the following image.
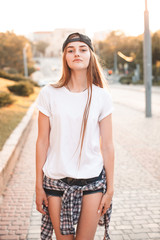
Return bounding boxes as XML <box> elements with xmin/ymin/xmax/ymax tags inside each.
<box><xmin>81</xmin><ymin>49</ymin><xmax>87</xmax><ymax>52</ymax></box>
<box><xmin>67</xmin><ymin>50</ymin><xmax>73</xmax><ymax>53</ymax></box>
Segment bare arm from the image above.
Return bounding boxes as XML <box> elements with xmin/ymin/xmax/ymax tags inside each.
<box><xmin>98</xmin><ymin>114</ymin><xmax>115</xmax><ymax>215</ymax></box>
<box><xmin>35</xmin><ymin>111</ymin><xmax>50</xmax><ymax>214</ymax></box>
<box><xmin>99</xmin><ymin>113</ymin><xmax>114</xmax><ymax>194</ymax></box>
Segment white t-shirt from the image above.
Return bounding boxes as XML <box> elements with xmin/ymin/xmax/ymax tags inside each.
<box><xmin>36</xmin><ymin>83</ymin><xmax>114</xmax><ymax>179</ymax></box>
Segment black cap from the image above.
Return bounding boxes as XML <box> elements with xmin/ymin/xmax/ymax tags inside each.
<box><xmin>62</xmin><ymin>32</ymin><xmax>94</xmax><ymax>52</ymax></box>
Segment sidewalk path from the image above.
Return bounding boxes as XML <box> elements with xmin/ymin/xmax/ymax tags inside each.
<box><xmin>110</xmin><ymin>84</ymin><xmax>160</xmax><ymax>117</ymax></box>
<box><xmin>0</xmin><ymin>111</ymin><xmax>37</xmax><ymax>240</ymax></box>
<box><xmin>0</xmin><ymin>84</ymin><xmax>160</xmax><ymax>240</ymax></box>
<box><xmin>110</xmin><ymin>84</ymin><xmax>160</xmax><ymax>182</ymax></box>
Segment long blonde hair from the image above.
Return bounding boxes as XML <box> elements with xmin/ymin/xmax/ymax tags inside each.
<box><xmin>50</xmin><ymin>43</ymin><xmax>109</xmax><ymax>163</ymax></box>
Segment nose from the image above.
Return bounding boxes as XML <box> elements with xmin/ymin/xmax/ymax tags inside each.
<box><xmin>74</xmin><ymin>49</ymin><xmax>80</xmax><ymax>57</ymax></box>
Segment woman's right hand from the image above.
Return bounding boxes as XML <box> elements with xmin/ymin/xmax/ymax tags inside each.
<box><xmin>36</xmin><ymin>187</ymin><xmax>48</xmax><ymax>215</ymax></box>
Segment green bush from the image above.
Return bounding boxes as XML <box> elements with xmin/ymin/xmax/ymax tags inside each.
<box><xmin>132</xmin><ymin>79</ymin><xmax>143</xmax><ymax>85</ymax></box>
<box><xmin>0</xmin><ymin>92</ymin><xmax>15</xmax><ymax>108</ymax></box>
<box><xmin>7</xmin><ymin>68</ymin><xmax>19</xmax><ymax>74</ymax></box>
<box><xmin>119</xmin><ymin>75</ymin><xmax>132</xmax><ymax>84</ymax></box>
<box><xmin>0</xmin><ymin>70</ymin><xmax>39</xmax><ymax>87</ymax></box>
<box><xmin>28</xmin><ymin>66</ymin><xmax>36</xmax><ymax>76</ymax></box>
<box><xmin>153</xmin><ymin>77</ymin><xmax>160</xmax><ymax>86</ymax></box>
<box><xmin>7</xmin><ymin>81</ymin><xmax>34</xmax><ymax>96</ymax></box>
<box><xmin>28</xmin><ymin>78</ymin><xmax>39</xmax><ymax>87</ymax></box>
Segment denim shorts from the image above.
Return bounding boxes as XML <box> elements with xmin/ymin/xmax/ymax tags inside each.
<box><xmin>44</xmin><ymin>170</ymin><xmax>103</xmax><ymax>198</ymax></box>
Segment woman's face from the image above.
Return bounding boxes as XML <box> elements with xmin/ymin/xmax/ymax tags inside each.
<box><xmin>65</xmin><ymin>41</ymin><xmax>91</xmax><ymax>71</ymax></box>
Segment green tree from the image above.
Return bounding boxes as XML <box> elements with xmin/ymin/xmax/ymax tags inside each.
<box><xmin>152</xmin><ymin>31</ymin><xmax>160</xmax><ymax>82</ymax></box>
<box><xmin>0</xmin><ymin>31</ymin><xmax>34</xmax><ymax>75</ymax></box>
<box><xmin>152</xmin><ymin>31</ymin><xmax>160</xmax><ymax>65</ymax></box>
<box><xmin>94</xmin><ymin>31</ymin><xmax>142</xmax><ymax>74</ymax></box>
<box><xmin>94</xmin><ymin>30</ymin><xmax>160</xmax><ymax>84</ymax></box>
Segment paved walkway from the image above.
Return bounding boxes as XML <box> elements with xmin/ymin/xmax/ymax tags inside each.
<box><xmin>0</xmin><ymin>84</ymin><xmax>160</xmax><ymax>240</ymax></box>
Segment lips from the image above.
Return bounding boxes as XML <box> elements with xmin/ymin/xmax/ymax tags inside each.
<box><xmin>73</xmin><ymin>59</ymin><xmax>82</xmax><ymax>62</ymax></box>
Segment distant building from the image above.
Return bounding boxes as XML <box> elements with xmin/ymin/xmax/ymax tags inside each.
<box><xmin>93</xmin><ymin>31</ymin><xmax>110</xmax><ymax>42</ymax></box>
<box><xmin>30</xmin><ymin>28</ymin><xmax>86</xmax><ymax>57</ymax></box>
<box><xmin>32</xmin><ymin>31</ymin><xmax>52</xmax><ymax>43</ymax></box>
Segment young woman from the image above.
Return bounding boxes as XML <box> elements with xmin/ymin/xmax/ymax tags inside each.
<box><xmin>36</xmin><ymin>32</ymin><xmax>114</xmax><ymax>240</ymax></box>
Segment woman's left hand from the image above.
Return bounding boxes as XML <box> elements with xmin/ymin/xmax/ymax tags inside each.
<box><xmin>98</xmin><ymin>191</ymin><xmax>113</xmax><ymax>216</ymax></box>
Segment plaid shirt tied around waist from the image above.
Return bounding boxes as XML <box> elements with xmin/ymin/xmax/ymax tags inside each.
<box><xmin>41</xmin><ymin>168</ymin><xmax>112</xmax><ymax>240</ymax></box>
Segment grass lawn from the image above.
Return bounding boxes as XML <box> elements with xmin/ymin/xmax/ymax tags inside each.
<box><xmin>0</xmin><ymin>77</ymin><xmax>40</xmax><ymax>151</ymax></box>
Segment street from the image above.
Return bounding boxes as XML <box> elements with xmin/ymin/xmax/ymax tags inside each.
<box><xmin>31</xmin><ymin>57</ymin><xmax>62</xmax><ymax>86</ymax></box>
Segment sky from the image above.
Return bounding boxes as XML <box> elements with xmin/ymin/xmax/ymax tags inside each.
<box><xmin>0</xmin><ymin>0</ymin><xmax>159</xmax><ymax>38</ymax></box>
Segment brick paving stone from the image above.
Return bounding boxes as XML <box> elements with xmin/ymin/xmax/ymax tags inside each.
<box><xmin>129</xmin><ymin>233</ymin><xmax>149</xmax><ymax>239</ymax></box>
<box><xmin>27</xmin><ymin>233</ymin><xmax>41</xmax><ymax>239</ymax></box>
<box><xmin>19</xmin><ymin>235</ymin><xmax>27</xmax><ymax>240</ymax></box>
<box><xmin>110</xmin><ymin>236</ymin><xmax>123</xmax><ymax>240</ymax></box>
<box><xmin>148</xmin><ymin>232</ymin><xmax>160</xmax><ymax>238</ymax></box>
<box><xmin>153</xmin><ymin>219</ymin><xmax>160</xmax><ymax>223</ymax></box>
<box><xmin>123</xmin><ymin>235</ymin><xmax>130</xmax><ymax>240</ymax></box>
<box><xmin>110</xmin><ymin>230</ymin><xmax>123</xmax><ymax>235</ymax></box>
<box><xmin>132</xmin><ymin>228</ymin><xmax>150</xmax><ymax>233</ymax></box>
<box><xmin>0</xmin><ymin>230</ymin><xmax>9</xmax><ymax>235</ymax></box>
<box><xmin>0</xmin><ymin>235</ymin><xmax>20</xmax><ymax>239</ymax></box>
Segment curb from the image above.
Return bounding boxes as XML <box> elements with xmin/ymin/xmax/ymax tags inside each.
<box><xmin>0</xmin><ymin>101</ymin><xmax>36</xmax><ymax>201</ymax></box>
<box><xmin>110</xmin><ymin>83</ymin><xmax>160</xmax><ymax>94</ymax></box>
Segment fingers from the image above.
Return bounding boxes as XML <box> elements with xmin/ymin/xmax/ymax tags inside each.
<box><xmin>98</xmin><ymin>204</ymin><xmax>106</xmax><ymax>216</ymax></box>
<box><xmin>98</xmin><ymin>204</ymin><xmax>110</xmax><ymax>216</ymax></box>
<box><xmin>36</xmin><ymin>203</ymin><xmax>46</xmax><ymax>215</ymax></box>
<box><xmin>98</xmin><ymin>198</ymin><xmax>105</xmax><ymax>215</ymax></box>
<box><xmin>98</xmin><ymin>195</ymin><xmax>111</xmax><ymax>216</ymax></box>
<box><xmin>36</xmin><ymin>194</ymin><xmax>48</xmax><ymax>215</ymax></box>
<box><xmin>101</xmin><ymin>204</ymin><xmax>108</xmax><ymax>216</ymax></box>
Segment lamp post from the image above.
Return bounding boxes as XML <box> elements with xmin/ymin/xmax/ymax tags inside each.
<box><xmin>143</xmin><ymin>0</ymin><xmax>152</xmax><ymax>117</ymax></box>
<box><xmin>23</xmin><ymin>43</ymin><xmax>29</xmax><ymax>77</ymax></box>
<box><xmin>114</xmin><ymin>51</ymin><xmax>118</xmax><ymax>74</ymax></box>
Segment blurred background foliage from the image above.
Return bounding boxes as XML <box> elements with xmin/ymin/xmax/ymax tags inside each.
<box><xmin>0</xmin><ymin>31</ymin><xmax>35</xmax><ymax>75</ymax></box>
<box><xmin>93</xmin><ymin>30</ymin><xmax>160</xmax><ymax>84</ymax></box>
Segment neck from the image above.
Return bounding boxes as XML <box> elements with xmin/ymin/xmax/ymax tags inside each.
<box><xmin>68</xmin><ymin>70</ymin><xmax>88</xmax><ymax>91</ymax></box>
